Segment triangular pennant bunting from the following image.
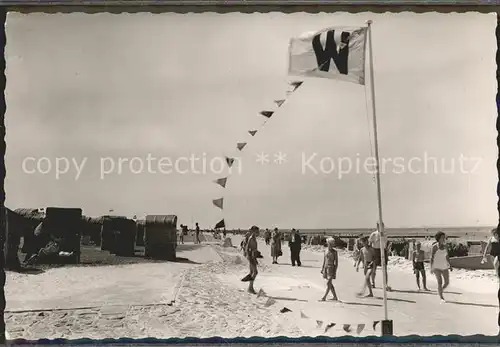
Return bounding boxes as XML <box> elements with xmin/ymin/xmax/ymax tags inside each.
<box><xmin>324</xmin><ymin>323</ymin><xmax>336</xmax><ymax>333</ymax></box>
<box><xmin>300</xmin><ymin>311</ymin><xmax>308</xmax><ymax>319</ymax></box>
<box><xmin>213</xmin><ymin>177</ymin><xmax>227</xmax><ymax>188</ymax></box>
<box><xmin>356</xmin><ymin>324</ymin><xmax>365</xmax><ymax>335</ymax></box>
<box><xmin>213</xmin><ymin>82</ymin><xmax>305</xmax><ymax>239</ymax></box>
<box><xmin>316</xmin><ymin>320</ymin><xmax>323</xmax><ymax>328</ymax></box>
<box><xmin>212</xmin><ymin>198</ymin><xmax>223</xmax><ymax>210</ymax></box>
<box><xmin>225</xmin><ymin>157</ymin><xmax>235</xmax><ymax>167</ymax></box>
<box><xmin>290</xmin><ymin>81</ymin><xmax>304</xmax><ymax>91</ymax></box>
<box><xmin>373</xmin><ymin>320</ymin><xmax>380</xmax><ymax>331</ymax></box>
<box><xmin>257</xmin><ymin>289</ymin><xmax>266</xmax><ymax>298</ymax></box>
<box><xmin>264</xmin><ymin>298</ymin><xmax>276</xmax><ymax>307</ymax></box>
<box><xmin>274</xmin><ymin>99</ymin><xmax>285</xmax><ymax>107</ymax></box>
<box><xmin>343</xmin><ymin>324</ymin><xmax>351</xmax><ymax>333</ymax></box>
<box><xmin>280</xmin><ymin>307</ymin><xmax>292</xmax><ymax>313</ymax></box>
<box><xmin>215</xmin><ymin>219</ymin><xmax>225</xmax><ymax>229</ymax></box>
<box><xmin>259</xmin><ymin>111</ymin><xmax>274</xmax><ymax>118</ymax></box>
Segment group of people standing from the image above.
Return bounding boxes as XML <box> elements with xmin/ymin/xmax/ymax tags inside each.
<box><xmin>241</xmin><ymin>227</ymin><xmax>304</xmax><ymax>293</ymax></box>
<box><xmin>353</xmin><ymin>225</ymin><xmax>391</xmax><ymax>298</ymax></box>
<box><xmin>353</xmin><ymin>227</ymin><xmax>456</xmax><ymax>302</ymax></box>
<box><xmin>263</xmin><ymin>228</ymin><xmax>302</xmax><ymax>265</ymax></box>
<box><xmin>240</xmin><ymin>223</ymin><xmax>500</xmax><ymax>333</ymax></box>
<box><xmin>178</xmin><ymin>222</ymin><xmax>202</xmax><ymax>244</ymax></box>
<box><xmin>346</xmin><ymin>225</ymin><xmax>476</xmax><ymax>305</ymax></box>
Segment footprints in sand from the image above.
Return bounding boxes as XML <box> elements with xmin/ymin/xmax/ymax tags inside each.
<box><xmin>6</xmin><ymin>304</ymin><xmax>180</xmax><ymax>340</ymax></box>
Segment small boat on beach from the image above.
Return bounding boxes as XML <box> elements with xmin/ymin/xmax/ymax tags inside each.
<box><xmin>449</xmin><ymin>255</ymin><xmax>494</xmax><ymax>270</ymax></box>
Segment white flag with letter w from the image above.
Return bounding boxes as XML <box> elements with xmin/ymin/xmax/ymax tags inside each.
<box><xmin>288</xmin><ymin>26</ymin><xmax>367</xmax><ymax>85</ymax></box>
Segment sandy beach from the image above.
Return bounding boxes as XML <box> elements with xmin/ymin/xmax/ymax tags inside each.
<box><xmin>5</xmin><ymin>234</ymin><xmax>499</xmax><ymax>340</ymax></box>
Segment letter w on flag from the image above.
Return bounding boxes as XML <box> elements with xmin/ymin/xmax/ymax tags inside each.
<box><xmin>288</xmin><ymin>26</ymin><xmax>367</xmax><ymax>85</ymax></box>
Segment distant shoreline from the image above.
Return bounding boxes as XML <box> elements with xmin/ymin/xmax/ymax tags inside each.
<box><xmin>224</xmin><ymin>226</ymin><xmax>495</xmax><ymax>239</ymax></box>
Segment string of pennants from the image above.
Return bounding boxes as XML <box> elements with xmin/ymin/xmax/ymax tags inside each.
<box><xmin>211</xmin><ymin>80</ymin><xmax>304</xmax><ymax>229</ymax></box>
<box><xmin>256</xmin><ymin>289</ymin><xmax>383</xmax><ymax>335</ymax></box>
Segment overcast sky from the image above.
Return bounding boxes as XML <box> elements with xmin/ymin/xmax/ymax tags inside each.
<box><xmin>4</xmin><ymin>12</ymin><xmax>498</xmax><ymax>229</ymax></box>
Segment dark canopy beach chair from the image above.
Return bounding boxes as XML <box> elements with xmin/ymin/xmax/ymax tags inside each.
<box><xmin>144</xmin><ymin>215</ymin><xmax>177</xmax><ymax>261</ymax></box>
<box><xmin>22</xmin><ymin>207</ymin><xmax>83</xmax><ymax>265</ymax></box>
<box><xmin>12</xmin><ymin>208</ymin><xmax>45</xmax><ymax>262</ymax></box>
<box><xmin>100</xmin><ymin>216</ymin><xmax>137</xmax><ymax>257</ymax></box>
<box><xmin>3</xmin><ymin>207</ymin><xmax>38</xmax><ymax>270</ymax></box>
<box><xmin>43</xmin><ymin>207</ymin><xmax>83</xmax><ymax>264</ymax></box>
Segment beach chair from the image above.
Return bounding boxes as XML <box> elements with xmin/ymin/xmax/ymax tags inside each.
<box><xmin>44</xmin><ymin>207</ymin><xmax>83</xmax><ymax>264</ymax></box>
<box><xmin>100</xmin><ymin>216</ymin><xmax>136</xmax><ymax>257</ymax></box>
<box><xmin>144</xmin><ymin>215</ymin><xmax>177</xmax><ymax>261</ymax></box>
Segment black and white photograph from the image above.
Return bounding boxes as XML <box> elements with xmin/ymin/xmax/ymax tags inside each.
<box><xmin>3</xmin><ymin>11</ymin><xmax>499</xmax><ymax>339</ymax></box>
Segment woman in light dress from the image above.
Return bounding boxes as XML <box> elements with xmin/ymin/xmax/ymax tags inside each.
<box><xmin>430</xmin><ymin>231</ymin><xmax>453</xmax><ymax>302</ymax></box>
<box><xmin>270</xmin><ymin>228</ymin><xmax>282</xmax><ymax>264</ymax></box>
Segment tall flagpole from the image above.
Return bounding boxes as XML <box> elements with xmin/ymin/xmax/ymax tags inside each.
<box><xmin>366</xmin><ymin>20</ymin><xmax>389</xmax><ymax>326</ymax></box>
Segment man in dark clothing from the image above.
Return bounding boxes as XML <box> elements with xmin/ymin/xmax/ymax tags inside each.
<box><xmin>195</xmin><ymin>223</ymin><xmax>201</xmax><ymax>244</ymax></box>
<box><xmin>289</xmin><ymin>228</ymin><xmax>302</xmax><ymax>266</ymax></box>
<box><xmin>264</xmin><ymin>229</ymin><xmax>271</xmax><ymax>245</ymax></box>
<box><xmin>179</xmin><ymin>224</ymin><xmax>186</xmax><ymax>244</ymax></box>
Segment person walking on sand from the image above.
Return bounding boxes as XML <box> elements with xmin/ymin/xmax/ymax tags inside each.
<box><xmin>482</xmin><ymin>228</ymin><xmax>500</xmax><ymax>267</ymax></box>
<box><xmin>289</xmin><ymin>228</ymin><xmax>302</xmax><ymax>267</ymax></box>
<box><xmin>241</xmin><ymin>230</ymin><xmax>251</xmax><ymax>255</ymax></box>
<box><xmin>320</xmin><ymin>238</ymin><xmax>339</xmax><ymax>301</ymax></box>
<box><xmin>368</xmin><ymin>223</ymin><xmax>391</xmax><ymax>291</ymax></box>
<box><xmin>430</xmin><ymin>231</ymin><xmax>453</xmax><ymax>303</ymax></box>
<box><xmin>412</xmin><ymin>241</ymin><xmax>429</xmax><ymax>291</ymax></box>
<box><xmin>353</xmin><ymin>234</ymin><xmax>363</xmax><ymax>267</ymax></box>
<box><xmin>245</xmin><ymin>225</ymin><xmax>260</xmax><ymax>294</ymax></box>
<box><xmin>195</xmin><ymin>222</ymin><xmax>201</xmax><ymax>244</ymax></box>
<box><xmin>271</xmin><ymin>228</ymin><xmax>282</xmax><ymax>264</ymax></box>
<box><xmin>481</xmin><ymin>227</ymin><xmax>500</xmax><ymax>334</ymax></box>
<box><xmin>356</xmin><ymin>236</ymin><xmax>375</xmax><ymax>298</ymax></box>
<box><xmin>179</xmin><ymin>224</ymin><xmax>185</xmax><ymax>244</ymax></box>
<box><xmin>264</xmin><ymin>229</ymin><xmax>271</xmax><ymax>245</ymax></box>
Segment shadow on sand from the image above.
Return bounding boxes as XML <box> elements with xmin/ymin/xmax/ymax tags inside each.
<box><xmin>389</xmin><ymin>288</ymin><xmax>462</xmax><ymax>296</ymax></box>
<box><xmin>274</xmin><ymin>263</ymin><xmax>318</xmax><ymax>269</ymax></box>
<box><xmin>339</xmin><ymin>301</ymin><xmax>383</xmax><ymax>307</ymax></box>
<box><xmin>11</xmin><ymin>243</ymin><xmax>205</xmax><ymax>273</ymax></box>
<box><xmin>268</xmin><ymin>296</ymin><xmax>308</xmax><ymax>303</ymax></box>
<box><xmin>172</xmin><ymin>257</ymin><xmax>201</xmax><ymax>265</ymax></box>
<box><xmin>445</xmin><ymin>300</ymin><xmax>498</xmax><ymax>308</ymax></box>
<box><xmin>7</xmin><ymin>267</ymin><xmax>45</xmax><ymax>275</ymax></box>
<box><xmin>176</xmin><ymin>244</ymin><xmax>207</xmax><ymax>252</ymax></box>
<box><xmin>373</xmin><ymin>296</ymin><xmax>416</xmax><ymax>304</ymax></box>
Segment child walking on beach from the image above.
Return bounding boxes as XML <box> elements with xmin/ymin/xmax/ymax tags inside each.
<box><xmin>356</xmin><ymin>237</ymin><xmax>375</xmax><ymax>298</ymax></box>
<box><xmin>412</xmin><ymin>242</ymin><xmax>429</xmax><ymax>291</ymax></box>
<box><xmin>245</xmin><ymin>226</ymin><xmax>260</xmax><ymax>294</ymax></box>
<box><xmin>320</xmin><ymin>238</ymin><xmax>339</xmax><ymax>301</ymax></box>
<box><xmin>353</xmin><ymin>235</ymin><xmax>363</xmax><ymax>267</ymax></box>
<box><xmin>430</xmin><ymin>231</ymin><xmax>452</xmax><ymax>302</ymax></box>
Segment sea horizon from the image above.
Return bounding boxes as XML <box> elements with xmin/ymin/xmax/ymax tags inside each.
<box><xmin>226</xmin><ymin>226</ymin><xmax>496</xmax><ymax>238</ymax></box>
